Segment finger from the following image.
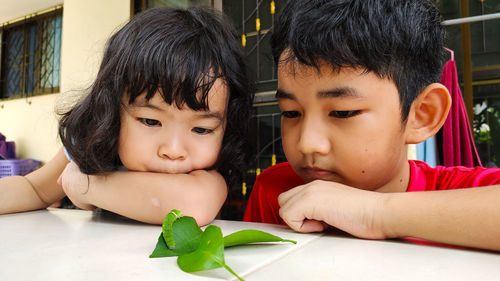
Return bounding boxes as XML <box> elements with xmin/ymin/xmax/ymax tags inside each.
<box><xmin>278</xmin><ymin>184</ymin><xmax>306</xmax><ymax>207</ymax></box>
<box><xmin>279</xmin><ymin>196</ymin><xmax>310</xmax><ymax>231</ymax></box>
<box><xmin>58</xmin><ymin>163</ymin><xmax>71</xmax><ymax>187</ymax></box>
<box><xmin>297</xmin><ymin>219</ymin><xmax>327</xmax><ymax>233</ymax></box>
<box><xmin>57</xmin><ymin>174</ymin><xmax>63</xmax><ymax>186</ymax></box>
<box><xmin>79</xmin><ymin>203</ymin><xmax>96</xmax><ymax>211</ymax></box>
<box><xmin>71</xmin><ymin>200</ymin><xmax>95</xmax><ymax>211</ymax></box>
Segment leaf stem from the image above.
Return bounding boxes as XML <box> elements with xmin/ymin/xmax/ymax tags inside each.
<box><xmin>221</xmin><ymin>263</ymin><xmax>244</xmax><ymax>281</ymax></box>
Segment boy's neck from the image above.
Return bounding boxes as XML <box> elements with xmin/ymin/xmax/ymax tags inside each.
<box><xmin>374</xmin><ymin>160</ymin><xmax>411</xmax><ymax>193</ymax></box>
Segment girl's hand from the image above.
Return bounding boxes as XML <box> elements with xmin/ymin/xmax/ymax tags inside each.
<box><xmin>58</xmin><ymin>162</ymin><xmax>96</xmax><ymax>211</ymax></box>
<box><xmin>278</xmin><ymin>180</ymin><xmax>389</xmax><ymax>239</ymax></box>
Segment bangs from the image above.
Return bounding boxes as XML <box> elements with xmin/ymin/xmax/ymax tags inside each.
<box><xmin>275</xmin><ymin>1</ymin><xmax>392</xmax><ymax>78</ymax></box>
<box><xmin>115</xmin><ymin>8</ymin><xmax>227</xmax><ymax>110</ymax></box>
<box><xmin>125</xmin><ymin>36</ymin><xmax>224</xmax><ymax>110</ymax></box>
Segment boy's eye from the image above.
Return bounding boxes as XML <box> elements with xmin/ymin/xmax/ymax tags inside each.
<box><xmin>281</xmin><ymin>111</ymin><xmax>300</xmax><ymax>118</ymax></box>
<box><xmin>192</xmin><ymin>127</ymin><xmax>213</xmax><ymax>135</ymax></box>
<box><xmin>329</xmin><ymin>110</ymin><xmax>360</xmax><ymax>118</ymax></box>
<box><xmin>139</xmin><ymin>118</ymin><xmax>161</xmax><ymax>126</ymax></box>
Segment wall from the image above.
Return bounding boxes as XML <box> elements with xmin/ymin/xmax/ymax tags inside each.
<box><xmin>0</xmin><ymin>0</ymin><xmax>131</xmax><ymax>163</ymax></box>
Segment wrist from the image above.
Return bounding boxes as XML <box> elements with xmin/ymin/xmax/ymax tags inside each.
<box><xmin>83</xmin><ymin>174</ymin><xmax>99</xmax><ymax>206</ymax></box>
<box><xmin>376</xmin><ymin>192</ymin><xmax>398</xmax><ymax>239</ymax></box>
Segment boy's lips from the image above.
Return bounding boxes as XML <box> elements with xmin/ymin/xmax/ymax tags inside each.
<box><xmin>302</xmin><ymin>166</ymin><xmax>335</xmax><ymax>180</ymax></box>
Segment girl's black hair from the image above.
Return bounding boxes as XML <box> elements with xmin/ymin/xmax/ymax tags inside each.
<box><xmin>59</xmin><ymin>7</ymin><xmax>254</xmax><ymax>189</ymax></box>
<box><xmin>271</xmin><ymin>0</ymin><xmax>445</xmax><ymax>121</ymax></box>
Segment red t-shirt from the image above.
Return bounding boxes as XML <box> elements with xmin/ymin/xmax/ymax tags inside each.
<box><xmin>244</xmin><ymin>160</ymin><xmax>500</xmax><ymax>225</ymax></box>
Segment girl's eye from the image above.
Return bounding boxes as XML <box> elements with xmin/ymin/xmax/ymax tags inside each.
<box><xmin>192</xmin><ymin>127</ymin><xmax>213</xmax><ymax>135</ymax></box>
<box><xmin>139</xmin><ymin>118</ymin><xmax>161</xmax><ymax>126</ymax></box>
<box><xmin>329</xmin><ymin>110</ymin><xmax>360</xmax><ymax>118</ymax></box>
<box><xmin>281</xmin><ymin>111</ymin><xmax>300</xmax><ymax>118</ymax></box>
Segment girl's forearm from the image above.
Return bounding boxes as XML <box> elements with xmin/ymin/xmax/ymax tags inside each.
<box><xmin>381</xmin><ymin>185</ymin><xmax>500</xmax><ymax>251</ymax></box>
<box><xmin>0</xmin><ymin>176</ymin><xmax>49</xmax><ymax>214</ymax></box>
<box><xmin>0</xmin><ymin>149</ymin><xmax>67</xmax><ymax>215</ymax></box>
<box><xmin>85</xmin><ymin>170</ymin><xmax>227</xmax><ymax>225</ymax></box>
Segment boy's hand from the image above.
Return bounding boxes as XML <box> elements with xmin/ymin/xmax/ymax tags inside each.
<box><xmin>278</xmin><ymin>180</ymin><xmax>388</xmax><ymax>239</ymax></box>
<box><xmin>58</xmin><ymin>162</ymin><xmax>96</xmax><ymax>211</ymax></box>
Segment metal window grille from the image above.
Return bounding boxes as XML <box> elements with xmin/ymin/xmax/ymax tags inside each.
<box><xmin>224</xmin><ymin>0</ymin><xmax>287</xmax><ymax>93</ymax></box>
<box><xmin>133</xmin><ymin>0</ymin><xmax>213</xmax><ymax>13</ymax></box>
<box><xmin>0</xmin><ymin>8</ymin><xmax>62</xmax><ymax>99</ymax></box>
<box><xmin>218</xmin><ymin>1</ymin><xmax>288</xmax><ymax>219</ymax></box>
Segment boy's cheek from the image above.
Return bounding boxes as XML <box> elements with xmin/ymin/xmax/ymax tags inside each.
<box><xmin>281</xmin><ymin>132</ymin><xmax>299</xmax><ymax>158</ymax></box>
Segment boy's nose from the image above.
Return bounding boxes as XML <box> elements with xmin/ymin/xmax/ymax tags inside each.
<box><xmin>158</xmin><ymin>136</ymin><xmax>187</xmax><ymax>161</ymax></box>
<box><xmin>297</xmin><ymin>119</ymin><xmax>331</xmax><ymax>156</ymax></box>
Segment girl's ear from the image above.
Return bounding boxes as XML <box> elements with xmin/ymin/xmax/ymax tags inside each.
<box><xmin>405</xmin><ymin>83</ymin><xmax>451</xmax><ymax>144</ymax></box>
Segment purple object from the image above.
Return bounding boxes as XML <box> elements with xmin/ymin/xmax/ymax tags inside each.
<box><xmin>0</xmin><ymin>133</ymin><xmax>16</xmax><ymax>159</ymax></box>
<box><xmin>0</xmin><ymin>159</ymin><xmax>41</xmax><ymax>178</ymax></box>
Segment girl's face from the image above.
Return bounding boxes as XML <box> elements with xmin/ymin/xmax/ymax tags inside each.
<box><xmin>118</xmin><ymin>79</ymin><xmax>228</xmax><ymax>174</ymax></box>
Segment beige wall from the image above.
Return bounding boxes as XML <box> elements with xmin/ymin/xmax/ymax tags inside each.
<box><xmin>0</xmin><ymin>0</ymin><xmax>131</xmax><ymax>163</ymax></box>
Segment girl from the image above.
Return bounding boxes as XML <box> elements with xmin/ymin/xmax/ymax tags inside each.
<box><xmin>0</xmin><ymin>7</ymin><xmax>254</xmax><ymax>226</ymax></box>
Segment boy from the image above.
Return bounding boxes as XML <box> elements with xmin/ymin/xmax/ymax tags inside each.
<box><xmin>244</xmin><ymin>0</ymin><xmax>500</xmax><ymax>251</ymax></box>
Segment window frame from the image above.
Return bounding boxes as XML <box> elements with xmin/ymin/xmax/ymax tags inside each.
<box><xmin>0</xmin><ymin>7</ymin><xmax>63</xmax><ymax>100</ymax></box>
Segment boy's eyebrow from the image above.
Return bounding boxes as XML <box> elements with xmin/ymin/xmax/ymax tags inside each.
<box><xmin>275</xmin><ymin>89</ymin><xmax>296</xmax><ymax>100</ymax></box>
<box><xmin>276</xmin><ymin>87</ymin><xmax>361</xmax><ymax>100</ymax></box>
<box><xmin>317</xmin><ymin>87</ymin><xmax>361</xmax><ymax>98</ymax></box>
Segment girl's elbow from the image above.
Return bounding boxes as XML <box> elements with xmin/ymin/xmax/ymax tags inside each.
<box><xmin>190</xmin><ymin>195</ymin><xmax>225</xmax><ymax>226</ymax></box>
<box><xmin>189</xmin><ymin>189</ymin><xmax>227</xmax><ymax>226</ymax></box>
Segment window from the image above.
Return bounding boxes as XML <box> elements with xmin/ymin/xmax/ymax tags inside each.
<box><xmin>224</xmin><ymin>0</ymin><xmax>287</xmax><ymax>94</ymax></box>
<box><xmin>0</xmin><ymin>7</ymin><xmax>62</xmax><ymax>99</ymax></box>
<box><xmin>440</xmin><ymin>0</ymin><xmax>500</xmax><ymax>167</ymax></box>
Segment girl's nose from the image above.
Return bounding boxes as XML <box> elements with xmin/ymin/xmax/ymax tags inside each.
<box><xmin>158</xmin><ymin>136</ymin><xmax>187</xmax><ymax>160</ymax></box>
<box><xmin>297</xmin><ymin>117</ymin><xmax>331</xmax><ymax>156</ymax></box>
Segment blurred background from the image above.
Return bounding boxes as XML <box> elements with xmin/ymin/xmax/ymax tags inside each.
<box><xmin>1</xmin><ymin>0</ymin><xmax>499</xmax><ymax>219</ymax></box>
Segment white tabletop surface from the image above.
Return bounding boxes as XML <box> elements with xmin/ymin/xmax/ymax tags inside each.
<box><xmin>1</xmin><ymin>208</ymin><xmax>499</xmax><ymax>281</ymax></box>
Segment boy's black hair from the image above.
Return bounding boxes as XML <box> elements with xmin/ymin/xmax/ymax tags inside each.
<box><xmin>271</xmin><ymin>0</ymin><xmax>445</xmax><ymax>121</ymax></box>
<box><xmin>59</xmin><ymin>7</ymin><xmax>254</xmax><ymax>189</ymax></box>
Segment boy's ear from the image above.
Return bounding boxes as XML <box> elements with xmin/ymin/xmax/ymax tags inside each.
<box><xmin>405</xmin><ymin>83</ymin><xmax>451</xmax><ymax>144</ymax></box>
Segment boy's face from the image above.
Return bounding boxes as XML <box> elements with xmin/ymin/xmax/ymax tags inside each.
<box><xmin>118</xmin><ymin>79</ymin><xmax>228</xmax><ymax>174</ymax></box>
<box><xmin>277</xmin><ymin>60</ymin><xmax>411</xmax><ymax>192</ymax></box>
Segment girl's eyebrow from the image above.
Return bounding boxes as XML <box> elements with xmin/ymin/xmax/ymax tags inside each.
<box><xmin>129</xmin><ymin>99</ymin><xmax>164</xmax><ymax>111</ymax></box>
<box><xmin>194</xmin><ymin>112</ymin><xmax>225</xmax><ymax>122</ymax></box>
<box><xmin>131</xmin><ymin>99</ymin><xmax>225</xmax><ymax>121</ymax></box>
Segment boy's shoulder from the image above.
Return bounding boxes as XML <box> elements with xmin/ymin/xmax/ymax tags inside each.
<box><xmin>258</xmin><ymin>162</ymin><xmax>302</xmax><ymax>181</ymax></box>
<box><xmin>259</xmin><ymin>162</ymin><xmax>294</xmax><ymax>176</ymax></box>
<box><xmin>408</xmin><ymin>160</ymin><xmax>500</xmax><ymax>192</ymax></box>
<box><xmin>257</xmin><ymin>162</ymin><xmax>305</xmax><ymax>185</ymax></box>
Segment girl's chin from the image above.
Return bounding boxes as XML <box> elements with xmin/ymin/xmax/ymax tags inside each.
<box><xmin>122</xmin><ymin>164</ymin><xmax>192</xmax><ymax>174</ymax></box>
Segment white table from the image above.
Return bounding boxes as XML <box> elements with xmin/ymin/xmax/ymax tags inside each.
<box><xmin>1</xmin><ymin>209</ymin><xmax>499</xmax><ymax>281</ymax></box>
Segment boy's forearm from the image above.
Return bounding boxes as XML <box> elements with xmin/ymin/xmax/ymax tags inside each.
<box><xmin>84</xmin><ymin>170</ymin><xmax>227</xmax><ymax>225</ymax></box>
<box><xmin>382</xmin><ymin>185</ymin><xmax>500</xmax><ymax>251</ymax></box>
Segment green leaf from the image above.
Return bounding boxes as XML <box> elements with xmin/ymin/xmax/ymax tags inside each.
<box><xmin>150</xmin><ymin>210</ymin><xmax>297</xmax><ymax>281</ymax></box>
<box><xmin>223</xmin><ymin>229</ymin><xmax>297</xmax><ymax>248</ymax></box>
<box><xmin>178</xmin><ymin>225</ymin><xmax>244</xmax><ymax>281</ymax></box>
<box><xmin>150</xmin><ymin>233</ymin><xmax>178</xmax><ymax>257</ymax></box>
<box><xmin>150</xmin><ymin>216</ymin><xmax>203</xmax><ymax>258</ymax></box>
